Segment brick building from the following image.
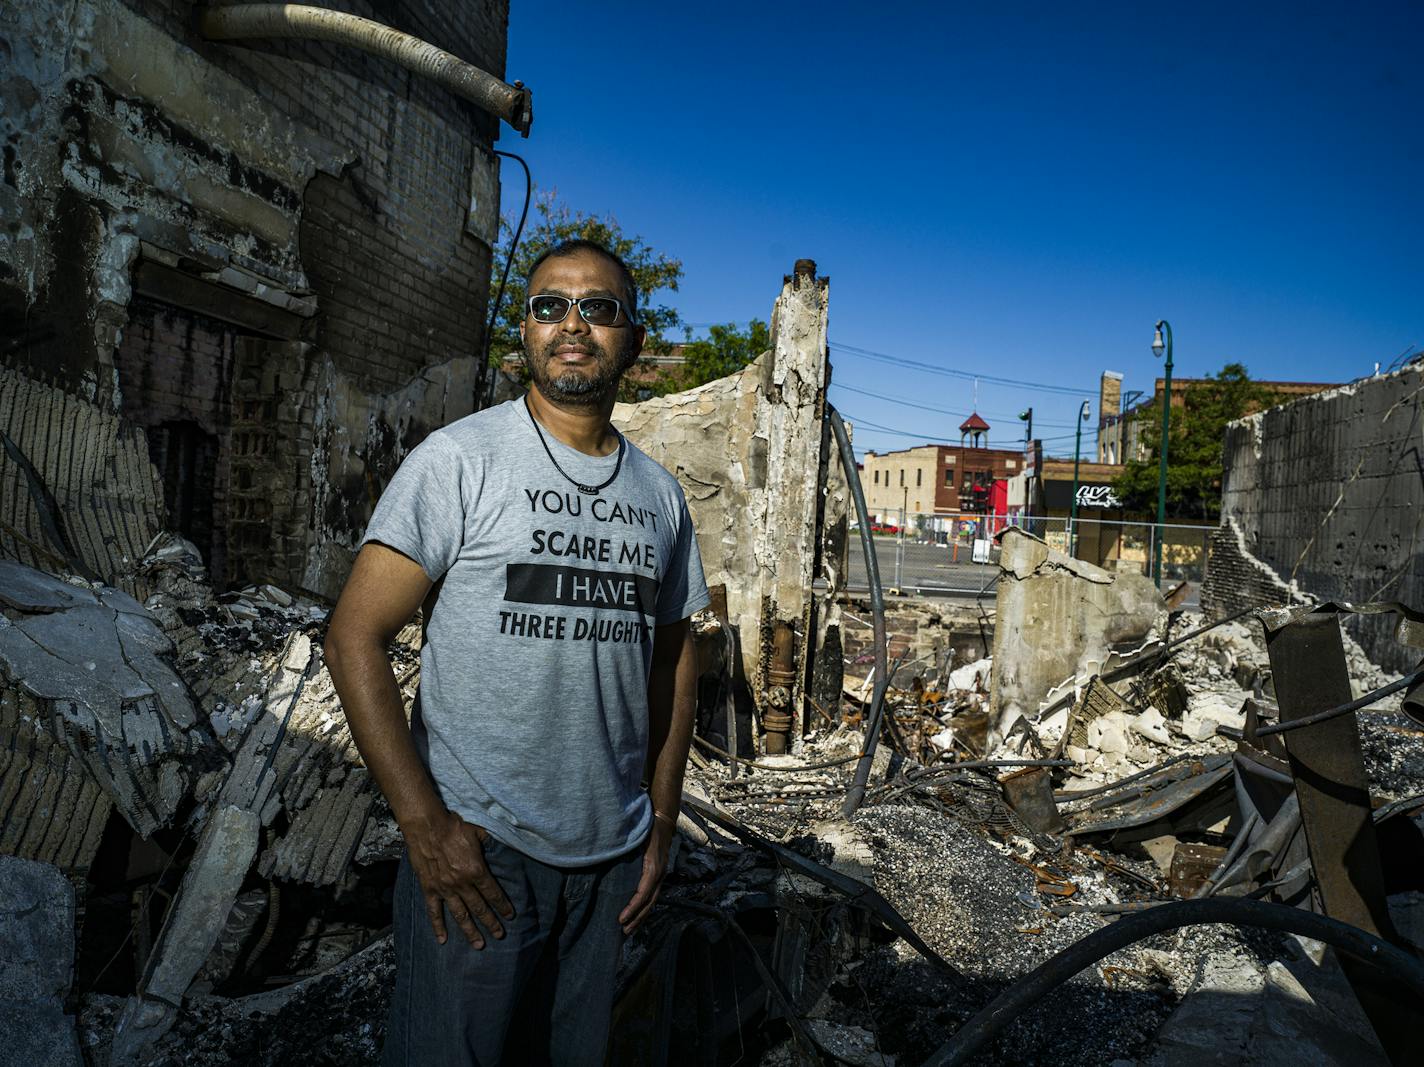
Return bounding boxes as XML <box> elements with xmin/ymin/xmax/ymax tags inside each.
<box><xmin>2</xmin><ymin>0</ymin><xmax>521</xmax><ymax>597</ymax></box>
<box><xmin>1095</xmin><ymin>371</ymin><xmax>1339</xmax><ymax>465</ymax></box>
<box><xmin>861</xmin><ymin>414</ymin><xmax>1024</xmax><ymax>524</ymax></box>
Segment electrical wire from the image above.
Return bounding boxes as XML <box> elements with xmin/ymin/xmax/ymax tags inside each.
<box><xmin>477</xmin><ymin>149</ymin><xmax>533</xmax><ymax>410</ymax></box>
<box><xmin>830</xmin><ymin>340</ymin><xmax>1093</xmax><ymax>397</ymax></box>
<box><xmin>830</xmin><ymin>383</ymin><xmax>1081</xmax><ymax>429</ymax></box>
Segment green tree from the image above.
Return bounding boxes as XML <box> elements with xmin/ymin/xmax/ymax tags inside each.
<box><xmin>676</xmin><ymin>318</ymin><xmax>771</xmax><ymax>388</ymax></box>
<box><xmin>487</xmin><ymin>192</ymin><xmax>683</xmax><ymax>364</ymax></box>
<box><xmin>1113</xmin><ymin>363</ymin><xmax>1283</xmax><ymax>519</ymax></box>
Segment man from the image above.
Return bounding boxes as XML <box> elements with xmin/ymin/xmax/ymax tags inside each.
<box><xmin>324</xmin><ymin>238</ymin><xmax>709</xmax><ymax>1066</ymax></box>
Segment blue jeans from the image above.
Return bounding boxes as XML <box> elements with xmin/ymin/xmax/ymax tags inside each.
<box><xmin>382</xmin><ymin>834</ymin><xmax>644</xmax><ymax>1067</ymax></box>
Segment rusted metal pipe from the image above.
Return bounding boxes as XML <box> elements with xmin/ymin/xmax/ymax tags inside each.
<box><xmin>198</xmin><ymin>4</ymin><xmax>533</xmax><ymax>135</ymax></box>
<box><xmin>763</xmin><ymin>621</ymin><xmax>796</xmax><ymax>754</ymax></box>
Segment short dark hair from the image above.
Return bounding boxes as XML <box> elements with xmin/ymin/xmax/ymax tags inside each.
<box><xmin>526</xmin><ymin>239</ymin><xmax>639</xmax><ymax>322</ymax></box>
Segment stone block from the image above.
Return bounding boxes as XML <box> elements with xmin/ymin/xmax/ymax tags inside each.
<box><xmin>989</xmin><ymin>528</ymin><xmax>1163</xmax><ymax>742</ymax></box>
<box><xmin>0</xmin><ymin>856</ymin><xmax>82</xmax><ymax>1067</ymax></box>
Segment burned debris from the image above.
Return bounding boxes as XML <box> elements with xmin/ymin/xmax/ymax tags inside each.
<box><xmin>2</xmin><ymin>1</ymin><xmax>1422</xmax><ymax>1049</ymax></box>
<box><xmin>3</xmin><ymin>245</ymin><xmax>1424</xmax><ymax>1065</ymax></box>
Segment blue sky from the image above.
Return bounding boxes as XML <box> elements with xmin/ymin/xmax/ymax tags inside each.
<box><xmin>499</xmin><ymin>3</ymin><xmax>1422</xmax><ymax>457</ymax></box>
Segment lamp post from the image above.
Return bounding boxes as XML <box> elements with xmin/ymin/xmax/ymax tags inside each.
<box><xmin>1151</xmin><ymin>319</ymin><xmax>1174</xmax><ymax>587</ymax></box>
<box><xmin>1069</xmin><ymin>399</ymin><xmax>1090</xmax><ymax>558</ymax></box>
<box><xmin>1019</xmin><ymin>408</ymin><xmax>1033</xmax><ymax>530</ymax></box>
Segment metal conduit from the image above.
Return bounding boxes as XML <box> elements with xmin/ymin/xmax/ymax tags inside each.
<box><xmin>828</xmin><ymin>405</ymin><xmax>888</xmax><ymax>817</ymax></box>
<box><xmin>923</xmin><ymin>897</ymin><xmax>1424</xmax><ymax>1067</ymax></box>
<box><xmin>198</xmin><ymin>4</ymin><xmax>533</xmax><ymax>134</ymax></box>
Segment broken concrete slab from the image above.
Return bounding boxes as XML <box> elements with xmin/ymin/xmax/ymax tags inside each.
<box><xmin>0</xmin><ymin>856</ymin><xmax>84</xmax><ymax>1067</ymax></box>
<box><xmin>989</xmin><ymin>527</ymin><xmax>1164</xmax><ymax>744</ymax></box>
<box><xmin>109</xmin><ymin>804</ymin><xmax>261</xmax><ymax>1067</ymax></box>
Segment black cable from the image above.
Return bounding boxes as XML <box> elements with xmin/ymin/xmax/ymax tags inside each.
<box><xmin>829</xmin><ymin>405</ymin><xmax>889</xmax><ymax>818</ymax></box>
<box><xmin>829</xmin><ymin>340</ymin><xmax>1090</xmax><ymax>397</ymax></box>
<box><xmin>1052</xmin><ymin>752</ymin><xmax>1197</xmax><ymax>803</ymax></box>
<box><xmin>1252</xmin><ymin>666</ymin><xmax>1424</xmax><ymax>737</ymax></box>
<box><xmin>922</xmin><ymin>897</ymin><xmax>1424</xmax><ymax>1067</ymax></box>
<box><xmin>477</xmin><ymin>149</ymin><xmax>533</xmax><ymax>411</ymax></box>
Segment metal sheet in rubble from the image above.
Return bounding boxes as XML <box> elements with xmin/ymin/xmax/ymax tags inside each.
<box><xmin>1066</xmin><ymin>754</ymin><xmax>1232</xmax><ymax>836</ymax></box>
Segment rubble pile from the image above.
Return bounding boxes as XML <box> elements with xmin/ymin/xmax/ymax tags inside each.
<box><xmin>660</xmin><ymin>598</ymin><xmax>1424</xmax><ymax>1065</ymax></box>
<box><xmin>5</xmin><ymin>538</ymin><xmax>1424</xmax><ymax>1065</ymax></box>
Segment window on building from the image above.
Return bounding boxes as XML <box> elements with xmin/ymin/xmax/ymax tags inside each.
<box><xmin>945</xmin><ymin>470</ymin><xmax>954</xmax><ymax>486</ymax></box>
<box><xmin>916</xmin><ymin>469</ymin><xmax>923</xmax><ymax>487</ymax></box>
<box><xmin>899</xmin><ymin>469</ymin><xmax>904</xmax><ymax>487</ymax></box>
<box><xmin>1007</xmin><ymin>460</ymin><xmax>1016</xmax><ymax>470</ymax></box>
<box><xmin>914</xmin><ymin>500</ymin><xmax>921</xmax><ymax>512</ymax></box>
<box><xmin>873</xmin><ymin>470</ymin><xmax>879</xmax><ymax>485</ymax></box>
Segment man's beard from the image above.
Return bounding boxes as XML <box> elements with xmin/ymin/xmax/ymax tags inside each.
<box><xmin>525</xmin><ymin>335</ymin><xmax>635</xmax><ymax>404</ymax></box>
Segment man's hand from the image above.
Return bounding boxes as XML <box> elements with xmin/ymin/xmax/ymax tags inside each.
<box><xmin>403</xmin><ymin>808</ymin><xmax>515</xmax><ymax>948</ymax></box>
<box><xmin>618</xmin><ymin>815</ymin><xmax>675</xmax><ymax>935</ymax></box>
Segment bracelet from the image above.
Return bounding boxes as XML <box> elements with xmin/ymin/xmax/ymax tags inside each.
<box><xmin>653</xmin><ymin>809</ymin><xmax>677</xmax><ymax>827</ymax></box>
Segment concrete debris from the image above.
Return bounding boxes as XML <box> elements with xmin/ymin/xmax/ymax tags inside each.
<box><xmin>1</xmin><ymin>543</ymin><xmax>1415</xmax><ymax>1067</ymax></box>
<box><xmin>0</xmin><ymin>856</ymin><xmax>84</xmax><ymax>1067</ymax></box>
<box><xmin>990</xmin><ymin>528</ymin><xmax>1164</xmax><ymax>746</ymax></box>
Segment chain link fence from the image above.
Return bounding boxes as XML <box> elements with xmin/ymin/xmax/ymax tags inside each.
<box><xmin>845</xmin><ymin>512</ymin><xmax>1215</xmax><ymax>602</ymax></box>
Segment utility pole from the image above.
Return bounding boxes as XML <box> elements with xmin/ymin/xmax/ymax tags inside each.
<box><xmin>1151</xmin><ymin>320</ymin><xmax>1174</xmax><ymax>587</ymax></box>
<box><xmin>1069</xmin><ymin>400</ymin><xmax>1090</xmax><ymax>558</ymax></box>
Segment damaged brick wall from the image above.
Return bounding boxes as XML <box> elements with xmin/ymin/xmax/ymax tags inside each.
<box><xmin>2</xmin><ymin>0</ymin><xmax>508</xmax><ymax>596</ymax></box>
<box><xmin>1214</xmin><ymin>365</ymin><xmax>1424</xmax><ymax>673</ymax></box>
<box><xmin>1199</xmin><ymin>515</ymin><xmax>1306</xmax><ymax>624</ymax></box>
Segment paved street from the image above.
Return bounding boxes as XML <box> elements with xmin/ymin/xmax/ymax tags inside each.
<box><xmin>845</xmin><ymin>538</ymin><xmax>1001</xmax><ymax>597</ymax></box>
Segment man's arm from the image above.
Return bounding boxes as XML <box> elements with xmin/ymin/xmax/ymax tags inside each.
<box><xmin>619</xmin><ymin>617</ymin><xmax>698</xmax><ymax>934</ymax></box>
<box><xmin>324</xmin><ymin>543</ymin><xmax>513</xmax><ymax>948</ymax></box>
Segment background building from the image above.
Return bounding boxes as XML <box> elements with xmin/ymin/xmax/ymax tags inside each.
<box><xmin>861</xmin><ymin>414</ymin><xmax>1024</xmax><ymax>530</ymax></box>
<box><xmin>1096</xmin><ymin>372</ymin><xmax>1340</xmax><ymax>465</ymax></box>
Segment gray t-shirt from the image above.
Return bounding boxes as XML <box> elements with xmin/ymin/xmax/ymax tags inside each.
<box><xmin>360</xmin><ymin>397</ymin><xmax>710</xmax><ymax>865</ymax></box>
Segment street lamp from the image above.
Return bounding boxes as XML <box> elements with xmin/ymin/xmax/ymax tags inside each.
<box><xmin>1069</xmin><ymin>399</ymin><xmax>1091</xmax><ymax>557</ymax></box>
<box><xmin>1019</xmin><ymin>408</ymin><xmax>1034</xmax><ymax>531</ymax></box>
<box><xmin>1151</xmin><ymin>320</ymin><xmax>1174</xmax><ymax>587</ymax></box>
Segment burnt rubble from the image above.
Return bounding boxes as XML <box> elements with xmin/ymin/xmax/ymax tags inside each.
<box><xmin>2</xmin><ymin>276</ymin><xmax>1422</xmax><ymax>1065</ymax></box>
<box><xmin>1</xmin><ymin>542</ymin><xmax>1422</xmax><ymax>1065</ymax></box>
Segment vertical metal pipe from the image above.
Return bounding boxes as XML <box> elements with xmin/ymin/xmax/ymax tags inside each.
<box><xmin>763</xmin><ymin>621</ymin><xmax>796</xmax><ymax>754</ymax></box>
<box><xmin>827</xmin><ymin>406</ymin><xmax>888</xmax><ymax>817</ymax></box>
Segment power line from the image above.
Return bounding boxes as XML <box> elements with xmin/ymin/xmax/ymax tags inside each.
<box><xmin>838</xmin><ymin>410</ymin><xmax>1092</xmax><ymax>451</ymax></box>
<box><xmin>830</xmin><ymin>340</ymin><xmax>1094</xmax><ymax>398</ymax></box>
<box><xmin>830</xmin><ymin>382</ymin><xmax>1081</xmax><ymax>429</ymax></box>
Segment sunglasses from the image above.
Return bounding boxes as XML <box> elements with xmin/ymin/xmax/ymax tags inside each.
<box><xmin>526</xmin><ymin>294</ymin><xmax>637</xmax><ymax>327</ymax></box>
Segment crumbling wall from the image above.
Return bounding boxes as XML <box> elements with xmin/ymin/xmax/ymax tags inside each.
<box><xmin>1214</xmin><ymin>365</ymin><xmax>1424</xmax><ymax>672</ymax></box>
<box><xmin>1</xmin><ymin>0</ymin><xmax>507</xmax><ymax>593</ymax></box>
<box><xmin>989</xmin><ymin>527</ymin><xmax>1163</xmax><ymax>740</ymax></box>
<box><xmin>1199</xmin><ymin>515</ymin><xmax>1307</xmax><ymax>622</ymax></box>
<box><xmin>613</xmin><ymin>263</ymin><xmax>841</xmax><ymax>746</ymax></box>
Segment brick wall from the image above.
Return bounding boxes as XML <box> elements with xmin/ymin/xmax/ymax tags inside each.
<box><xmin>1199</xmin><ymin>516</ymin><xmax>1305</xmax><ymax>623</ymax></box>
<box><xmin>1213</xmin><ymin>366</ymin><xmax>1424</xmax><ymax>672</ymax></box>
<box><xmin>114</xmin><ymin>297</ymin><xmax>237</xmax><ymax>579</ymax></box>
<box><xmin>115</xmin><ymin>0</ymin><xmax>506</xmax><ymax>392</ymax></box>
